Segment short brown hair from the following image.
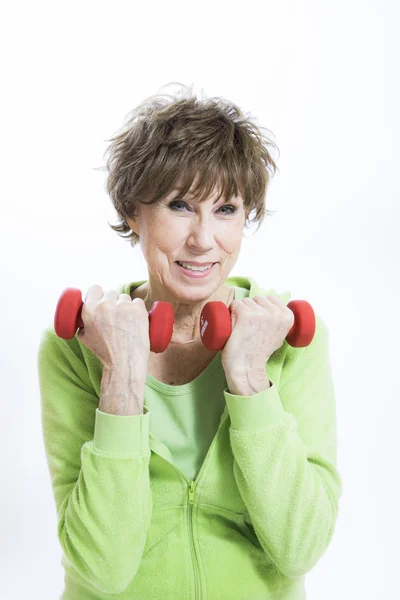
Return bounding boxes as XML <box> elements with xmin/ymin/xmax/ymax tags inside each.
<box><xmin>102</xmin><ymin>82</ymin><xmax>280</xmax><ymax>247</ymax></box>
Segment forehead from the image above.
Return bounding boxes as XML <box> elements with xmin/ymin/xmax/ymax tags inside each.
<box><xmin>168</xmin><ymin>178</ymin><xmax>242</xmax><ymax>204</ymax></box>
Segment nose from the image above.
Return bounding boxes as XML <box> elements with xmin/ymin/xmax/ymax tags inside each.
<box><xmin>186</xmin><ymin>219</ymin><xmax>216</xmax><ymax>252</ymax></box>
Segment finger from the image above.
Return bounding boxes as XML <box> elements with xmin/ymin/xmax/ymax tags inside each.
<box><xmin>99</xmin><ymin>289</ymin><xmax>119</xmax><ymax>302</ymax></box>
<box><xmin>84</xmin><ymin>285</ymin><xmax>104</xmax><ymax>303</ymax></box>
<box><xmin>245</xmin><ymin>296</ymin><xmax>269</xmax><ymax>310</ymax></box>
<box><xmin>230</xmin><ymin>299</ymin><xmax>245</xmax><ymax>309</ymax></box>
<box><xmin>266</xmin><ymin>294</ymin><xmax>286</xmax><ymax>307</ymax></box>
<box><xmin>252</xmin><ymin>295</ymin><xmax>271</xmax><ymax>306</ymax></box>
<box><xmin>236</xmin><ymin>298</ymin><xmax>258</xmax><ymax>310</ymax></box>
<box><xmin>117</xmin><ymin>293</ymin><xmax>133</xmax><ymax>304</ymax></box>
<box><xmin>266</xmin><ymin>295</ymin><xmax>294</xmax><ymax>323</ymax></box>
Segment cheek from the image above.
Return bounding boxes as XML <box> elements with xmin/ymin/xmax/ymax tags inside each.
<box><xmin>146</xmin><ymin>219</ymin><xmax>176</xmax><ymax>244</ymax></box>
<box><xmin>152</xmin><ymin>220</ymin><xmax>187</xmax><ymax>249</ymax></box>
<box><xmin>222</xmin><ymin>225</ymin><xmax>244</xmax><ymax>248</ymax></box>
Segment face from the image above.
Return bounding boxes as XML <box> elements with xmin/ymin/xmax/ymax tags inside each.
<box><xmin>126</xmin><ymin>179</ymin><xmax>248</xmax><ymax>306</ymax></box>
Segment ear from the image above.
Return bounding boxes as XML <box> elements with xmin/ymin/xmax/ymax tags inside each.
<box><xmin>126</xmin><ymin>216</ymin><xmax>139</xmax><ymax>235</ymax></box>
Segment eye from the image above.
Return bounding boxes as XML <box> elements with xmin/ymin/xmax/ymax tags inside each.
<box><xmin>169</xmin><ymin>200</ymin><xmax>237</xmax><ymax>215</ymax></box>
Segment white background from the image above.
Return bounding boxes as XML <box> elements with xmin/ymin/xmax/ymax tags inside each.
<box><xmin>1</xmin><ymin>1</ymin><xmax>399</xmax><ymax>598</ymax></box>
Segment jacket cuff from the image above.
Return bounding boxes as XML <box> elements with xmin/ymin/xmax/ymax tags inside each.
<box><xmin>224</xmin><ymin>383</ymin><xmax>287</xmax><ymax>431</ymax></box>
<box><xmin>92</xmin><ymin>405</ymin><xmax>151</xmax><ymax>455</ymax></box>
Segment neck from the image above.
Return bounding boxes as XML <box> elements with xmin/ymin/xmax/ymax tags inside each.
<box><xmin>133</xmin><ymin>284</ymin><xmax>234</xmax><ymax>344</ymax></box>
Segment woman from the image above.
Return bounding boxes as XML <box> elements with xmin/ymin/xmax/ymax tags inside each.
<box><xmin>37</xmin><ymin>83</ymin><xmax>342</xmax><ymax>600</ymax></box>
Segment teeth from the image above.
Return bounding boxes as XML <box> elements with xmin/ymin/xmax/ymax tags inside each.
<box><xmin>178</xmin><ymin>262</ymin><xmax>212</xmax><ymax>271</ymax></box>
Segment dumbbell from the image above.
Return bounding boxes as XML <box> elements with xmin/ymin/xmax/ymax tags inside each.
<box><xmin>54</xmin><ymin>287</ymin><xmax>316</xmax><ymax>353</ymax></box>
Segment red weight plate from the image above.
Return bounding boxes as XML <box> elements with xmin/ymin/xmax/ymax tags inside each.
<box><xmin>286</xmin><ymin>300</ymin><xmax>316</xmax><ymax>347</ymax></box>
<box><xmin>148</xmin><ymin>301</ymin><xmax>174</xmax><ymax>353</ymax></box>
<box><xmin>200</xmin><ymin>302</ymin><xmax>231</xmax><ymax>351</ymax></box>
<box><xmin>54</xmin><ymin>288</ymin><xmax>83</xmax><ymax>339</ymax></box>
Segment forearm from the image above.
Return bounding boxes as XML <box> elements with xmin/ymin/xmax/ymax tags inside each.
<box><xmin>99</xmin><ymin>367</ymin><xmax>145</xmax><ymax>416</ymax></box>
<box><xmin>227</xmin><ymin>371</ymin><xmax>271</xmax><ymax>396</ymax></box>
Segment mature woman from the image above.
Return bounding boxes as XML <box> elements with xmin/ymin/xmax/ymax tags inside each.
<box><xmin>38</xmin><ymin>83</ymin><xmax>342</xmax><ymax>600</ymax></box>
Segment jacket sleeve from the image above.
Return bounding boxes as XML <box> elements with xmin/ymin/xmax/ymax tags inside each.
<box><xmin>37</xmin><ymin>327</ymin><xmax>153</xmax><ymax>595</ymax></box>
<box><xmin>223</xmin><ymin>314</ymin><xmax>343</xmax><ymax>578</ymax></box>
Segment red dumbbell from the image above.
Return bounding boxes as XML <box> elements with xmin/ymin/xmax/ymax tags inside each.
<box><xmin>200</xmin><ymin>299</ymin><xmax>315</xmax><ymax>350</ymax></box>
<box><xmin>54</xmin><ymin>288</ymin><xmax>316</xmax><ymax>353</ymax></box>
<box><xmin>53</xmin><ymin>288</ymin><xmax>174</xmax><ymax>354</ymax></box>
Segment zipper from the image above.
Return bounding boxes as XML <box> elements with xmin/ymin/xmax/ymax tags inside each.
<box><xmin>148</xmin><ymin>460</ymin><xmax>206</xmax><ymax>599</ymax></box>
<box><xmin>188</xmin><ymin>480</ymin><xmax>201</xmax><ymax>600</ymax></box>
<box><xmin>149</xmin><ymin>414</ymin><xmax>229</xmax><ymax>600</ymax></box>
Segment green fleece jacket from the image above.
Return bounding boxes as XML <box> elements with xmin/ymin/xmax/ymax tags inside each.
<box><xmin>37</xmin><ymin>275</ymin><xmax>342</xmax><ymax>600</ymax></box>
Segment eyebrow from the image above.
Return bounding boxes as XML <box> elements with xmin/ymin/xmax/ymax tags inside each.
<box><xmin>170</xmin><ymin>191</ymin><xmax>234</xmax><ymax>205</ymax></box>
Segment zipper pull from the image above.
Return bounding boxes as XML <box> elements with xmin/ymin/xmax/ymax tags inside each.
<box><xmin>188</xmin><ymin>481</ymin><xmax>196</xmax><ymax>504</ymax></box>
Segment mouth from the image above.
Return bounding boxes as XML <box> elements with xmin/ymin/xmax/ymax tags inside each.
<box><xmin>175</xmin><ymin>261</ymin><xmax>217</xmax><ymax>278</ymax></box>
<box><xmin>175</xmin><ymin>261</ymin><xmax>217</xmax><ymax>266</ymax></box>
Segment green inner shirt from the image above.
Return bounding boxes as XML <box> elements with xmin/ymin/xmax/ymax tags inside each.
<box><xmin>126</xmin><ymin>281</ymin><xmax>250</xmax><ymax>482</ymax></box>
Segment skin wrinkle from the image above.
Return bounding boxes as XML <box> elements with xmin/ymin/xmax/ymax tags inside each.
<box><xmin>126</xmin><ymin>177</ymin><xmax>248</xmax><ymax>345</ymax></box>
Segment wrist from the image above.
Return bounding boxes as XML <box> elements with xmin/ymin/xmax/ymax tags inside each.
<box><xmin>227</xmin><ymin>373</ymin><xmax>271</xmax><ymax>396</ymax></box>
<box><xmin>100</xmin><ymin>368</ymin><xmax>145</xmax><ymax>416</ymax></box>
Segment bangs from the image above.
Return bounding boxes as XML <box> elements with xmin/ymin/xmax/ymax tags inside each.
<box><xmin>104</xmin><ymin>82</ymin><xmax>279</xmax><ymax>246</ymax></box>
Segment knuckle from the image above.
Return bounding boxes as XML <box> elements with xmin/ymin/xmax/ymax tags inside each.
<box><xmin>85</xmin><ymin>284</ymin><xmax>102</xmax><ymax>301</ymax></box>
<box><xmin>117</xmin><ymin>293</ymin><xmax>132</xmax><ymax>303</ymax></box>
<box><xmin>131</xmin><ymin>297</ymin><xmax>146</xmax><ymax>308</ymax></box>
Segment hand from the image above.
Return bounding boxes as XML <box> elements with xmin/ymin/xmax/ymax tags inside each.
<box><xmin>221</xmin><ymin>295</ymin><xmax>295</xmax><ymax>381</ymax></box>
<box><xmin>77</xmin><ymin>285</ymin><xmax>151</xmax><ymax>376</ymax></box>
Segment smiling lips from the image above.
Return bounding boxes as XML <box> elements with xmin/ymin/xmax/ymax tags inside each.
<box><xmin>177</xmin><ymin>261</ymin><xmax>216</xmax><ymax>266</ymax></box>
<box><xmin>176</xmin><ymin>262</ymin><xmax>216</xmax><ymax>277</ymax></box>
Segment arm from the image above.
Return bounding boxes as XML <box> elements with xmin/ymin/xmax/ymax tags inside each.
<box><xmin>223</xmin><ymin>315</ymin><xmax>343</xmax><ymax>578</ymax></box>
<box><xmin>37</xmin><ymin>328</ymin><xmax>153</xmax><ymax>595</ymax></box>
